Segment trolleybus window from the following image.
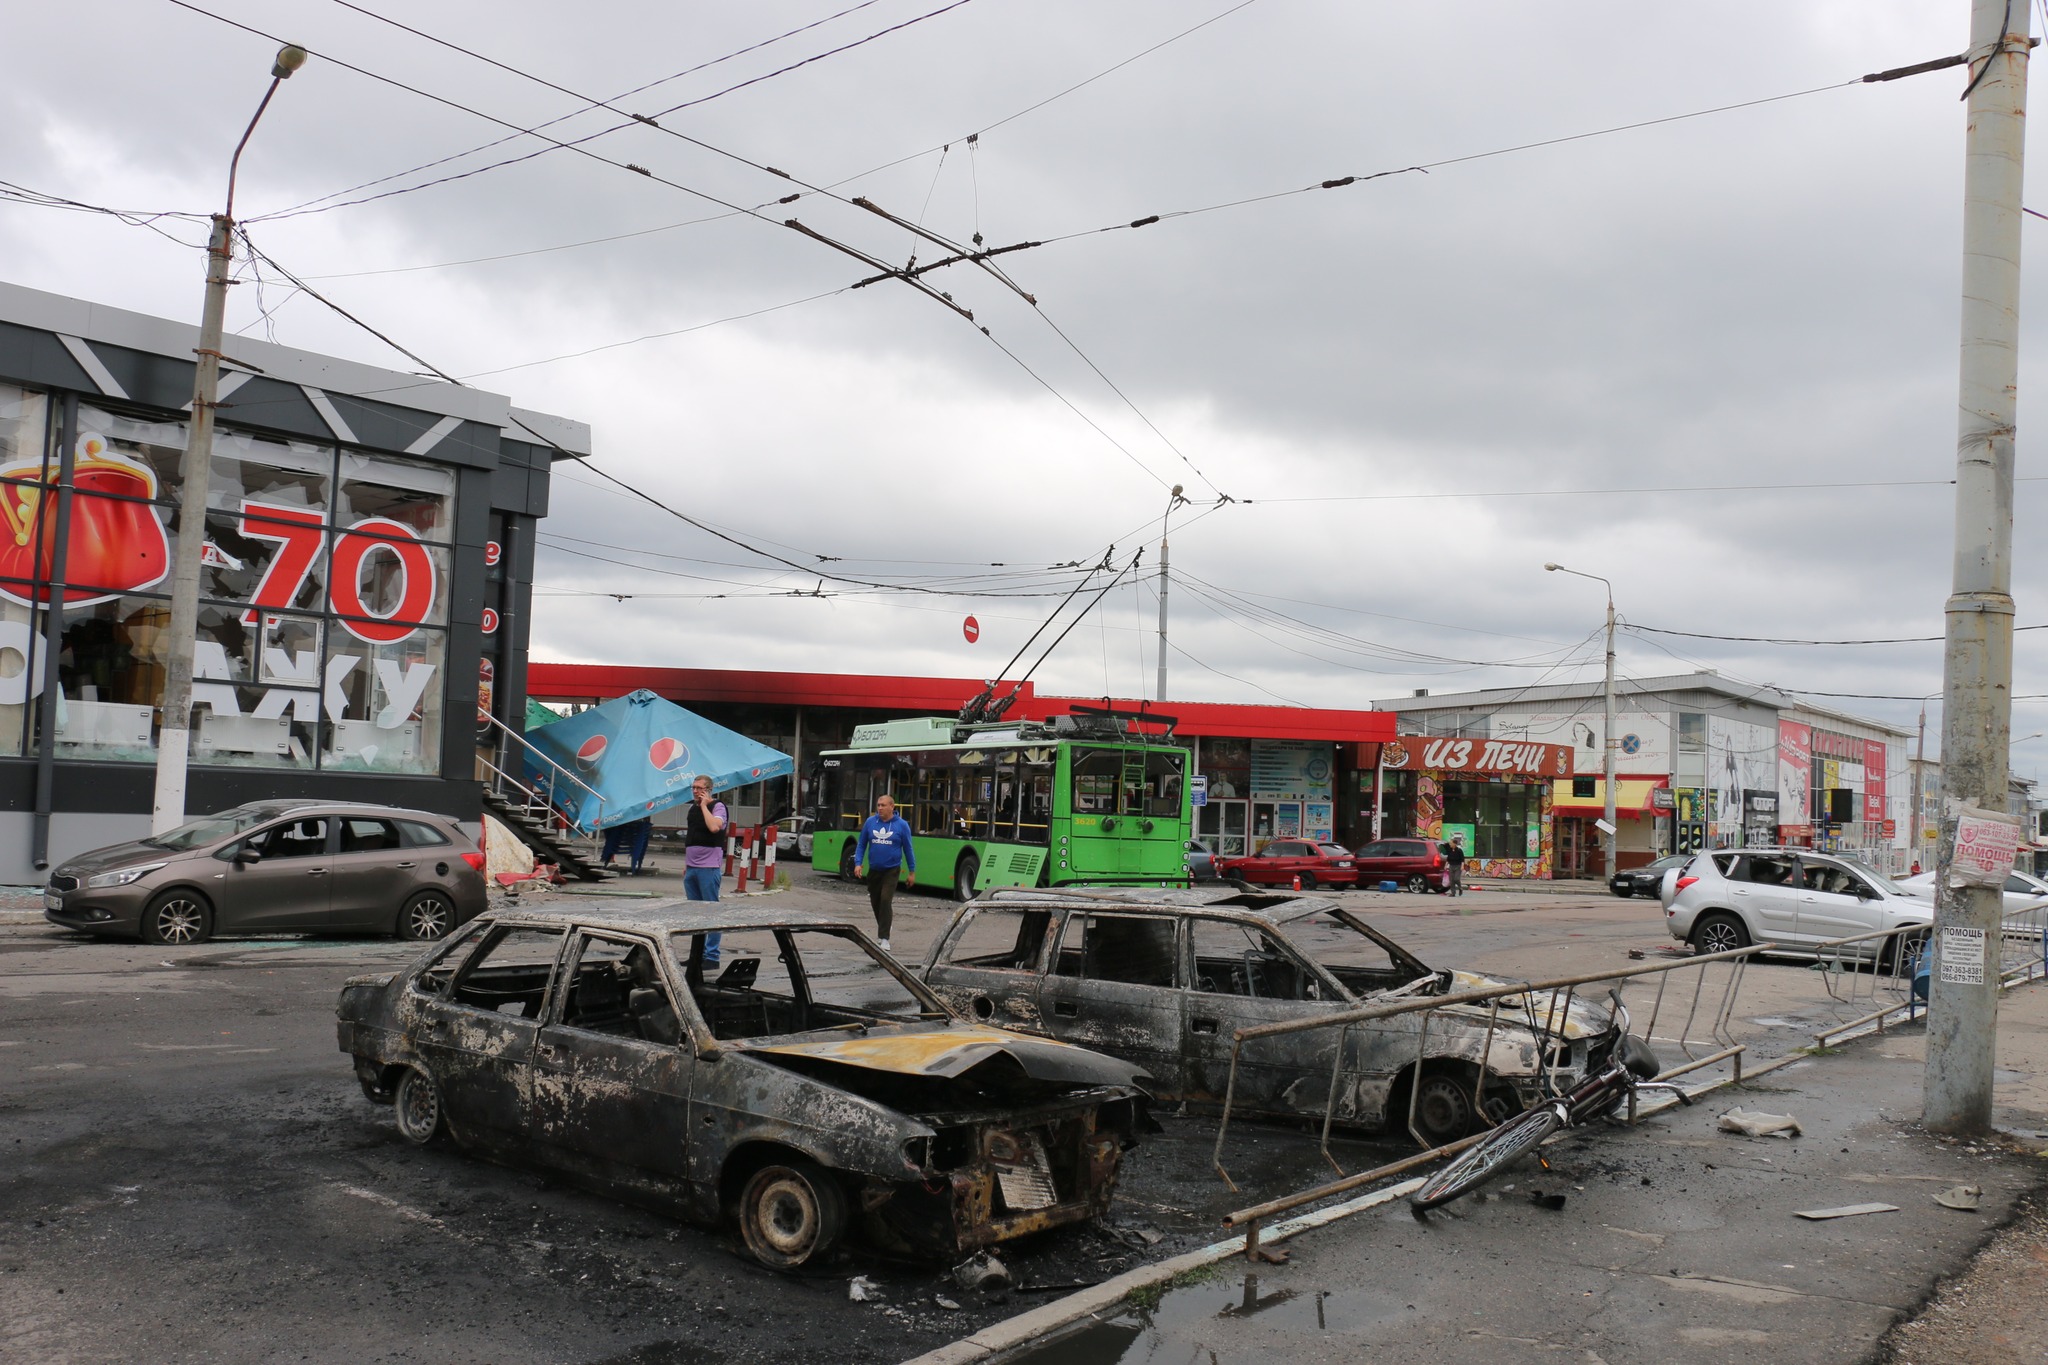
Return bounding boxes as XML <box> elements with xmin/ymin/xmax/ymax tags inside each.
<box><xmin>1073</xmin><ymin>747</ymin><xmax>1122</xmax><ymax>813</ymax></box>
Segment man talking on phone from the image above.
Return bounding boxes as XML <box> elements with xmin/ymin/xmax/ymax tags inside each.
<box><xmin>853</xmin><ymin>793</ymin><xmax>915</xmax><ymax>952</ymax></box>
<box><xmin>683</xmin><ymin>774</ymin><xmax>727</xmax><ymax>966</ymax></box>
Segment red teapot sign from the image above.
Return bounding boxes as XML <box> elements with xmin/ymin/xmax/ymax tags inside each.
<box><xmin>0</xmin><ymin>434</ymin><xmax>169</xmax><ymax>606</ymax></box>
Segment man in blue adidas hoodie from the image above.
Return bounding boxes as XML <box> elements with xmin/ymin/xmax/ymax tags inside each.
<box><xmin>853</xmin><ymin>793</ymin><xmax>915</xmax><ymax>952</ymax></box>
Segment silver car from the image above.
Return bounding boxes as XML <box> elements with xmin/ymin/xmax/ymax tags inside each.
<box><xmin>1893</xmin><ymin>867</ymin><xmax>2048</xmax><ymax>913</ymax></box>
<box><xmin>1661</xmin><ymin>848</ymin><xmax>1931</xmax><ymax>957</ymax></box>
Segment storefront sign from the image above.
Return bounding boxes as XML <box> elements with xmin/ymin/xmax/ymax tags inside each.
<box><xmin>1190</xmin><ymin>774</ymin><xmax>1208</xmax><ymax>807</ymax></box>
<box><xmin>1380</xmin><ymin>737</ymin><xmax>1572</xmax><ymax>777</ymax></box>
<box><xmin>1778</xmin><ymin>720</ymin><xmax>1812</xmax><ymax>835</ymax></box>
<box><xmin>1249</xmin><ymin>739</ymin><xmax>1334</xmax><ymax>799</ymax></box>
<box><xmin>1650</xmin><ymin>787</ymin><xmax>1676</xmax><ymax>811</ymax></box>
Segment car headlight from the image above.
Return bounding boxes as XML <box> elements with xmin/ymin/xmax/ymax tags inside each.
<box><xmin>85</xmin><ymin>862</ymin><xmax>166</xmax><ymax>888</ymax></box>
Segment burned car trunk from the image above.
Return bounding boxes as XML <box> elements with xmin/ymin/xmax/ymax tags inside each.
<box><xmin>919</xmin><ymin>887</ymin><xmax>1624</xmax><ymax>1147</ymax></box>
<box><xmin>337</xmin><ymin>905</ymin><xmax>1148</xmax><ymax>1269</ymax></box>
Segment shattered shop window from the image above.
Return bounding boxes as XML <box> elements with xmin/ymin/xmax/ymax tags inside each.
<box><xmin>938</xmin><ymin>906</ymin><xmax>1052</xmax><ymax>973</ymax></box>
<box><xmin>338</xmin><ymin>451</ymin><xmax>454</xmax><ymax>543</ymax></box>
<box><xmin>46</xmin><ymin>594</ymin><xmax>170</xmax><ymax>761</ymax></box>
<box><xmin>185</xmin><ymin>605</ymin><xmax>320</xmax><ymax>769</ymax></box>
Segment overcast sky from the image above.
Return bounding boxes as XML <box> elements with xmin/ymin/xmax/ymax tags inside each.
<box><xmin>5</xmin><ymin>1</ymin><xmax>2043</xmax><ymax>765</ymax></box>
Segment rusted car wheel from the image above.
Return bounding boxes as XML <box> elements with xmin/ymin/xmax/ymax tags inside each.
<box><xmin>738</xmin><ymin>1161</ymin><xmax>847</xmax><ymax>1269</ymax></box>
<box><xmin>1411</xmin><ymin>1069</ymin><xmax>1480</xmax><ymax>1147</ymax></box>
<box><xmin>141</xmin><ymin>890</ymin><xmax>213</xmax><ymax>946</ymax></box>
<box><xmin>393</xmin><ymin>1067</ymin><xmax>444</xmax><ymax>1145</ymax></box>
<box><xmin>398</xmin><ymin>891</ymin><xmax>455</xmax><ymax>942</ymax></box>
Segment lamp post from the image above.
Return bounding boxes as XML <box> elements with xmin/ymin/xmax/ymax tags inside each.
<box><xmin>1155</xmin><ymin>483</ymin><xmax>1185</xmax><ymax>703</ymax></box>
<box><xmin>1546</xmin><ymin>563</ymin><xmax>1616</xmax><ymax>878</ymax></box>
<box><xmin>151</xmin><ymin>44</ymin><xmax>309</xmax><ymax>835</ymax></box>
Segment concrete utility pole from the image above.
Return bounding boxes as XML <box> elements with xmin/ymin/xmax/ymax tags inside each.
<box><xmin>1546</xmin><ymin>563</ymin><xmax>1618</xmax><ymax>877</ymax></box>
<box><xmin>1927</xmin><ymin>0</ymin><xmax>2029</xmax><ymax>1136</ymax></box>
<box><xmin>1155</xmin><ymin>484</ymin><xmax>1183</xmax><ymax>703</ymax></box>
<box><xmin>151</xmin><ymin>45</ymin><xmax>307</xmax><ymax>835</ymax></box>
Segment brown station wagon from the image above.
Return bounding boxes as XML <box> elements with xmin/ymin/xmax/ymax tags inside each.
<box><xmin>337</xmin><ymin>904</ymin><xmax>1150</xmax><ymax>1268</ymax></box>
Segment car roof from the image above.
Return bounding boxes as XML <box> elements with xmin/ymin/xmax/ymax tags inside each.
<box><xmin>981</xmin><ymin>885</ymin><xmax>1339</xmax><ymax>927</ymax></box>
<box><xmin>228</xmin><ymin>799</ymin><xmax>458</xmax><ymax>822</ymax></box>
<box><xmin>482</xmin><ymin>901</ymin><xmax>863</xmax><ymax>935</ymax></box>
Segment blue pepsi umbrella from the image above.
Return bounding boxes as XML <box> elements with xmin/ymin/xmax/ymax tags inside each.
<box><xmin>523</xmin><ymin>689</ymin><xmax>794</xmax><ymax>831</ymax></box>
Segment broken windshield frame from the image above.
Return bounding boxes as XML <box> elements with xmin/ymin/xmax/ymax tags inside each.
<box><xmin>667</xmin><ymin>925</ymin><xmax>951</xmax><ymax>1043</ymax></box>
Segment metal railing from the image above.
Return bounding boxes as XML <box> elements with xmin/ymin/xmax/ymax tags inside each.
<box><xmin>480</xmin><ymin>711</ymin><xmax>606</xmax><ymax>837</ymax></box>
<box><xmin>1212</xmin><ymin>911</ymin><xmax>2048</xmax><ymax>1260</ymax></box>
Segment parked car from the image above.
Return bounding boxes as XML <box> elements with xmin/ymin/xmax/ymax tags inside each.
<box><xmin>44</xmin><ymin>800</ymin><xmax>486</xmax><ymax>946</ymax></box>
<box><xmin>1350</xmin><ymin>836</ymin><xmax>1451</xmax><ymax>893</ymax></box>
<box><xmin>1893</xmin><ymin>867</ymin><xmax>2048</xmax><ymax>913</ymax></box>
<box><xmin>1609</xmin><ymin>853</ymin><xmax>1691</xmax><ymax>899</ymax></box>
<box><xmin>920</xmin><ymin>887</ymin><xmax>1629</xmax><ymax>1147</ymax></box>
<box><xmin>337</xmin><ymin>904</ymin><xmax>1149</xmax><ymax>1269</ymax></box>
<box><xmin>774</xmin><ymin>816</ymin><xmax>816</xmax><ymax>860</ymax></box>
<box><xmin>1661</xmin><ymin>848</ymin><xmax>1932</xmax><ymax>958</ymax></box>
<box><xmin>1215</xmin><ymin>839</ymin><xmax>1358</xmax><ymax>889</ymax></box>
<box><xmin>1184</xmin><ymin>838</ymin><xmax>1219</xmax><ymax>883</ymax></box>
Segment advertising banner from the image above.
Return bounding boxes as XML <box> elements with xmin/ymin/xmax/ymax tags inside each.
<box><xmin>1863</xmin><ymin>738</ymin><xmax>1888</xmax><ymax>837</ymax></box>
<box><xmin>1948</xmin><ymin>798</ymin><xmax>2021</xmax><ymax>889</ymax></box>
<box><xmin>1778</xmin><ymin>720</ymin><xmax>1812</xmax><ymax>836</ymax></box>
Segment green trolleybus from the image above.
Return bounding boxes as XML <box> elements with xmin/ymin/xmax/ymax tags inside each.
<box><xmin>809</xmin><ymin>710</ymin><xmax>1194</xmax><ymax>899</ymax></box>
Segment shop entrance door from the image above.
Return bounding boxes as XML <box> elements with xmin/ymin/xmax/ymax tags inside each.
<box><xmin>1197</xmin><ymin>800</ymin><xmax>1249</xmax><ymax>858</ymax></box>
<box><xmin>1558</xmin><ymin>819</ymin><xmax>1589</xmax><ymax>878</ymax></box>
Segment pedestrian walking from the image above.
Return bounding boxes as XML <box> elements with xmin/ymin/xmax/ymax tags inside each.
<box><xmin>601</xmin><ymin>816</ymin><xmax>655</xmax><ymax>873</ymax></box>
<box><xmin>854</xmin><ymin>793</ymin><xmax>916</xmax><ymax>951</ymax></box>
<box><xmin>683</xmin><ymin>776</ymin><xmax>727</xmax><ymax>966</ymax></box>
<box><xmin>1445</xmin><ymin>834</ymin><xmax>1466</xmax><ymax>897</ymax></box>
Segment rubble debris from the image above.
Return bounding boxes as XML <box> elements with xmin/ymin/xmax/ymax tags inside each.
<box><xmin>1718</xmin><ymin>1108</ymin><xmax>1803</xmax><ymax>1139</ymax></box>
<box><xmin>848</xmin><ymin>1275</ymin><xmax>876</xmax><ymax>1302</ymax></box>
<box><xmin>1794</xmin><ymin>1203</ymin><xmax>1901</xmax><ymax>1221</ymax></box>
<box><xmin>953</xmin><ymin>1252</ymin><xmax>1013</xmax><ymax>1291</ymax></box>
<box><xmin>1530</xmin><ymin>1192</ymin><xmax>1568</xmax><ymax>1211</ymax></box>
<box><xmin>1934</xmin><ymin>1185</ymin><xmax>1984</xmax><ymax>1211</ymax></box>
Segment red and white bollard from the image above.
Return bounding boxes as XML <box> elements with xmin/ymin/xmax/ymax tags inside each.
<box><xmin>1291</xmin><ymin>872</ymin><xmax>1302</xmax><ymax>891</ymax></box>
<box><xmin>736</xmin><ymin>842</ymin><xmax>753</xmax><ymax>893</ymax></box>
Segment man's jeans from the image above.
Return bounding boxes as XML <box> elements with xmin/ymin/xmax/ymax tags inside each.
<box><xmin>683</xmin><ymin>865</ymin><xmax>723</xmax><ymax>964</ymax></box>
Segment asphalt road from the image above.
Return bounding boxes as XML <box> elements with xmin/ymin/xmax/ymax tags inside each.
<box><xmin>0</xmin><ymin>872</ymin><xmax>1941</xmax><ymax>1364</ymax></box>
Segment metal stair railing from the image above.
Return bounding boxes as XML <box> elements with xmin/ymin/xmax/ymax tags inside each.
<box><xmin>480</xmin><ymin>710</ymin><xmax>607</xmax><ymax>838</ymax></box>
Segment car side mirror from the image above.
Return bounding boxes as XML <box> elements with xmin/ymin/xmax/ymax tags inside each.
<box><xmin>235</xmin><ymin>847</ymin><xmax>263</xmax><ymax>865</ymax></box>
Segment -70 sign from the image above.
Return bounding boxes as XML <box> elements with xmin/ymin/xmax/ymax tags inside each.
<box><xmin>239</xmin><ymin>501</ymin><xmax>438</xmax><ymax>643</ymax></box>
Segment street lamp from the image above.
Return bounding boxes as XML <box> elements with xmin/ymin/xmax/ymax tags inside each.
<box><xmin>1154</xmin><ymin>483</ymin><xmax>1185</xmax><ymax>702</ymax></box>
<box><xmin>150</xmin><ymin>44</ymin><xmax>309</xmax><ymax>835</ymax></box>
<box><xmin>1545</xmin><ymin>562</ymin><xmax>1617</xmax><ymax>878</ymax></box>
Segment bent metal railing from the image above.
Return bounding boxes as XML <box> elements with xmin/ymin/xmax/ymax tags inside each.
<box><xmin>1208</xmin><ymin>943</ymin><xmax>1767</xmax><ymax>1197</ymax></box>
<box><xmin>1214</xmin><ymin>913</ymin><xmax>2048</xmax><ymax>1261</ymax></box>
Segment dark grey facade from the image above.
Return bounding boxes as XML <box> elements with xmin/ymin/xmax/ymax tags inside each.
<box><xmin>0</xmin><ymin>282</ymin><xmax>583</xmax><ymax>881</ymax></box>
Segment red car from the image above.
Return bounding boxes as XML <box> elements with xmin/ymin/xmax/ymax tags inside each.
<box><xmin>1350</xmin><ymin>837</ymin><xmax>1450</xmax><ymax>893</ymax></box>
<box><xmin>1215</xmin><ymin>839</ymin><xmax>1359</xmax><ymax>890</ymax></box>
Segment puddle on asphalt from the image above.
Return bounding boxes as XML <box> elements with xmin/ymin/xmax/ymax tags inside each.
<box><xmin>1007</xmin><ymin>1273</ymin><xmax>1395</xmax><ymax>1362</ymax></box>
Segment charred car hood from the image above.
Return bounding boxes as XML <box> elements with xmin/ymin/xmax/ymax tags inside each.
<box><xmin>746</xmin><ymin>1026</ymin><xmax>1149</xmax><ymax>1088</ymax></box>
<box><xmin>1434</xmin><ymin>970</ymin><xmax>1615</xmax><ymax>1040</ymax></box>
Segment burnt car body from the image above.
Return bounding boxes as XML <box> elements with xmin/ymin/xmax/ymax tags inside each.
<box><xmin>920</xmin><ymin>887</ymin><xmax>1622</xmax><ymax>1146</ymax></box>
<box><xmin>337</xmin><ymin>904</ymin><xmax>1148</xmax><ymax>1268</ymax></box>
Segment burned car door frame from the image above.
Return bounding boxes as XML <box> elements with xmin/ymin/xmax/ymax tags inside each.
<box><xmin>1037</xmin><ymin>909</ymin><xmax>1186</xmax><ymax>1092</ymax></box>
<box><xmin>1181</xmin><ymin>912</ymin><xmax>1353</xmax><ymax>1112</ymax></box>
<box><xmin>409</xmin><ymin>920</ymin><xmax>569</xmax><ymax>1149</ymax></box>
<box><xmin>530</xmin><ymin>929</ymin><xmax>701</xmax><ymax>1198</ymax></box>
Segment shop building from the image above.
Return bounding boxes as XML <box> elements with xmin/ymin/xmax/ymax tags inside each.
<box><xmin>1365</xmin><ymin>735</ymin><xmax>1575</xmax><ymax>879</ymax></box>
<box><xmin>523</xmin><ymin>663</ymin><xmax>1393</xmax><ymax>840</ymax></box>
<box><xmin>1379</xmin><ymin>673</ymin><xmax>1915</xmax><ymax>877</ymax></box>
<box><xmin>0</xmin><ymin>283</ymin><xmax>575</xmax><ymax>882</ymax></box>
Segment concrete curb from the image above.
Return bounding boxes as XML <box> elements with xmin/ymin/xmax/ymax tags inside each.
<box><xmin>898</xmin><ymin>1177</ymin><xmax>1426</xmax><ymax>1365</ymax></box>
<box><xmin>0</xmin><ymin>909</ymin><xmax>47</xmax><ymax>924</ymax></box>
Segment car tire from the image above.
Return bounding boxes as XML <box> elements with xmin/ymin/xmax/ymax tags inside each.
<box><xmin>738</xmin><ymin>1160</ymin><xmax>847</xmax><ymax>1270</ymax></box>
<box><xmin>1690</xmin><ymin>912</ymin><xmax>1750</xmax><ymax>956</ymax></box>
<box><xmin>140</xmin><ymin>889</ymin><xmax>213</xmax><ymax>946</ymax></box>
<box><xmin>1298</xmin><ymin>871</ymin><xmax>1318</xmax><ymax>891</ymax></box>
<box><xmin>397</xmin><ymin>890</ymin><xmax>456</xmax><ymax>942</ymax></box>
<box><xmin>1406</xmin><ymin>875</ymin><xmax>1429</xmax><ymax>894</ymax></box>
<box><xmin>839</xmin><ymin>842</ymin><xmax>858</xmax><ymax>882</ymax></box>
<box><xmin>1410</xmin><ymin>1068</ymin><xmax>1480</xmax><ymax>1147</ymax></box>
<box><xmin>393</xmin><ymin>1067</ymin><xmax>444</xmax><ymax>1145</ymax></box>
<box><xmin>953</xmin><ymin>851</ymin><xmax>980</xmax><ymax>902</ymax></box>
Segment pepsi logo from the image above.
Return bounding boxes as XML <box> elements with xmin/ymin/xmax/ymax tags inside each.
<box><xmin>575</xmin><ymin>734</ymin><xmax>608</xmax><ymax>770</ymax></box>
<box><xmin>649</xmin><ymin>736</ymin><xmax>691</xmax><ymax>772</ymax></box>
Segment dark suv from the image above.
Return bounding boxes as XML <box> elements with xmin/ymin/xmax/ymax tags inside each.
<box><xmin>1350</xmin><ymin>838</ymin><xmax>1450</xmax><ymax>893</ymax></box>
<box><xmin>45</xmin><ymin>800</ymin><xmax>487</xmax><ymax>945</ymax></box>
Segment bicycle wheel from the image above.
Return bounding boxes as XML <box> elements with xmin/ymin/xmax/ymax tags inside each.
<box><xmin>1410</xmin><ymin>1105</ymin><xmax>1566</xmax><ymax>1211</ymax></box>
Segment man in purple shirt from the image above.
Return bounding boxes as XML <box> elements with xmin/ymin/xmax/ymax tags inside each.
<box><xmin>683</xmin><ymin>774</ymin><xmax>727</xmax><ymax>965</ymax></box>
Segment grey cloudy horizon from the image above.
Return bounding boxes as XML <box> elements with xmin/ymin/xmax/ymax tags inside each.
<box><xmin>2</xmin><ymin>0</ymin><xmax>2039</xmax><ymax>767</ymax></box>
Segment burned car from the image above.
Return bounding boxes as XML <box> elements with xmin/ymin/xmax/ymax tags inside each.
<box><xmin>336</xmin><ymin>905</ymin><xmax>1148</xmax><ymax>1268</ymax></box>
<box><xmin>920</xmin><ymin>887</ymin><xmax>1627</xmax><ymax>1146</ymax></box>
